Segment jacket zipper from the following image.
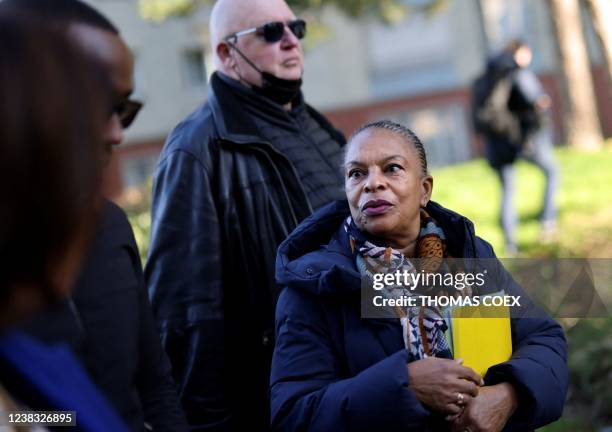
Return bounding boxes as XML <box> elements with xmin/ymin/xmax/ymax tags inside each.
<box><xmin>222</xmin><ymin>138</ymin><xmax>313</xmax><ymax>227</ymax></box>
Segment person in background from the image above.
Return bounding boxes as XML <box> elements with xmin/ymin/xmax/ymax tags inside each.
<box><xmin>472</xmin><ymin>39</ymin><xmax>559</xmax><ymax>255</ymax></box>
<box><xmin>1</xmin><ymin>1</ymin><xmax>188</xmax><ymax>430</ymax></box>
<box><xmin>0</xmin><ymin>14</ymin><xmax>127</xmax><ymax>432</ymax></box>
<box><xmin>270</xmin><ymin>120</ymin><xmax>567</xmax><ymax>431</ymax></box>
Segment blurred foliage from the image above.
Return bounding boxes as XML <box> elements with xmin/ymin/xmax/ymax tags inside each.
<box><xmin>139</xmin><ymin>0</ymin><xmax>448</xmax><ymax>23</ymax></box>
<box><xmin>139</xmin><ymin>0</ymin><xmax>198</xmax><ymax>21</ymax></box>
<box><xmin>117</xmin><ymin>178</ymin><xmax>152</xmax><ymax>264</ymax></box>
<box><xmin>564</xmin><ymin>319</ymin><xmax>612</xmax><ymax>424</ymax></box>
<box><xmin>537</xmin><ymin>317</ymin><xmax>612</xmax><ymax>431</ymax></box>
<box><xmin>119</xmin><ymin>143</ymin><xmax>612</xmax><ymax>429</ymax></box>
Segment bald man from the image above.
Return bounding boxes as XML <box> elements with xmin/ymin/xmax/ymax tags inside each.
<box><xmin>145</xmin><ymin>0</ymin><xmax>346</xmax><ymax>429</ymax></box>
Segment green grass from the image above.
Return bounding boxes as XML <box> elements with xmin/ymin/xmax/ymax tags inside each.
<box><xmin>431</xmin><ymin>145</ymin><xmax>612</xmax><ymax>258</ymax></box>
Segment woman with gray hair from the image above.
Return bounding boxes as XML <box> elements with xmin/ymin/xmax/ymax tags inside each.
<box><xmin>270</xmin><ymin>120</ymin><xmax>567</xmax><ymax>431</ymax></box>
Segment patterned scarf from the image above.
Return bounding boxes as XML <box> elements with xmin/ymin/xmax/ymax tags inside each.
<box><xmin>346</xmin><ymin>209</ymin><xmax>454</xmax><ymax>361</ymax></box>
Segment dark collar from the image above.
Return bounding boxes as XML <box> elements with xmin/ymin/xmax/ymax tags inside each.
<box><xmin>208</xmin><ymin>71</ymin><xmax>346</xmax><ymax>146</ymax></box>
<box><xmin>280</xmin><ymin>199</ymin><xmax>478</xmax><ymax>264</ymax></box>
<box><xmin>208</xmin><ymin>72</ymin><xmax>264</xmax><ymax>143</ymax></box>
<box><xmin>217</xmin><ymin>72</ymin><xmax>308</xmax><ymax>133</ymax></box>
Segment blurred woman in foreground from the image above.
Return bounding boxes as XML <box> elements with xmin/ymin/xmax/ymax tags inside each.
<box><xmin>271</xmin><ymin>120</ymin><xmax>567</xmax><ymax>431</ymax></box>
<box><xmin>0</xmin><ymin>15</ymin><xmax>127</xmax><ymax>431</ymax></box>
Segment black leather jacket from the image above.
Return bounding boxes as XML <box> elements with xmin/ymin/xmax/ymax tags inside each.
<box><xmin>145</xmin><ymin>72</ymin><xmax>345</xmax><ymax>431</ymax></box>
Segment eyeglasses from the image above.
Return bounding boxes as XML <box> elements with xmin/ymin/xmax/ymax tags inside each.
<box><xmin>112</xmin><ymin>98</ymin><xmax>143</xmax><ymax>129</ymax></box>
<box><xmin>226</xmin><ymin>19</ymin><xmax>307</xmax><ymax>44</ymax></box>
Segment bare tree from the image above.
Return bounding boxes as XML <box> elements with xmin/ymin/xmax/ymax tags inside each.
<box><xmin>584</xmin><ymin>0</ymin><xmax>612</xmax><ymax>90</ymax></box>
<box><xmin>548</xmin><ymin>0</ymin><xmax>603</xmax><ymax>149</ymax></box>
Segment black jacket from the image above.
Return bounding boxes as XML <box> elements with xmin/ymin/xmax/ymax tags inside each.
<box><xmin>472</xmin><ymin>53</ymin><xmax>548</xmax><ymax>168</ymax></box>
<box><xmin>271</xmin><ymin>200</ymin><xmax>567</xmax><ymax>431</ymax></box>
<box><xmin>25</xmin><ymin>201</ymin><xmax>188</xmax><ymax>431</ymax></box>
<box><xmin>145</xmin><ymin>72</ymin><xmax>345</xmax><ymax>431</ymax></box>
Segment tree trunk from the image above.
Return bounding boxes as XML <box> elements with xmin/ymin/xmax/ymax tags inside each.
<box><xmin>584</xmin><ymin>0</ymin><xmax>612</xmax><ymax>91</ymax></box>
<box><xmin>548</xmin><ymin>0</ymin><xmax>603</xmax><ymax>149</ymax></box>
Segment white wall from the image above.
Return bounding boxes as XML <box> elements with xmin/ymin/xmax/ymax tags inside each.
<box><xmin>89</xmin><ymin>0</ymin><xmax>208</xmax><ymax>145</ymax></box>
<box><xmin>301</xmin><ymin>7</ymin><xmax>371</xmax><ymax>110</ymax></box>
<box><xmin>303</xmin><ymin>1</ymin><xmax>489</xmax><ymax>104</ymax></box>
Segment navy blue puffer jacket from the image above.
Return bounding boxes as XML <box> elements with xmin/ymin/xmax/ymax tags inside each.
<box><xmin>271</xmin><ymin>200</ymin><xmax>567</xmax><ymax>431</ymax></box>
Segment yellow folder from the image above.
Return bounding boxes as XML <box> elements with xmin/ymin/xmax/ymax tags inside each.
<box><xmin>450</xmin><ymin>304</ymin><xmax>512</xmax><ymax>377</ymax></box>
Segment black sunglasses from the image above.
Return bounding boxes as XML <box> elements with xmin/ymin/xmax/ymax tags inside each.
<box><xmin>227</xmin><ymin>19</ymin><xmax>307</xmax><ymax>44</ymax></box>
<box><xmin>112</xmin><ymin>99</ymin><xmax>143</xmax><ymax>129</ymax></box>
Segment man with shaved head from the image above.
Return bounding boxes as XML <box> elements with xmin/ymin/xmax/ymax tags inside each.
<box><xmin>146</xmin><ymin>0</ymin><xmax>346</xmax><ymax>429</ymax></box>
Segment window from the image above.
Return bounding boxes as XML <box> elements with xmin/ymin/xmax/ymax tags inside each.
<box><xmin>182</xmin><ymin>47</ymin><xmax>206</xmax><ymax>88</ymax></box>
<box><xmin>376</xmin><ymin>104</ymin><xmax>472</xmax><ymax>168</ymax></box>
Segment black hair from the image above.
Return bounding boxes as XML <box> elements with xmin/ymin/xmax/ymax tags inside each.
<box><xmin>503</xmin><ymin>38</ymin><xmax>528</xmax><ymax>56</ymax></box>
<box><xmin>0</xmin><ymin>14</ymin><xmax>108</xmax><ymax>312</ymax></box>
<box><xmin>0</xmin><ymin>0</ymin><xmax>119</xmax><ymax>34</ymax></box>
<box><xmin>348</xmin><ymin>120</ymin><xmax>429</xmax><ymax>175</ymax></box>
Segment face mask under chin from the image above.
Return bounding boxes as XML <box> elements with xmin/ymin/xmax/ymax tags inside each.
<box><xmin>252</xmin><ymin>72</ymin><xmax>302</xmax><ymax>105</ymax></box>
<box><xmin>229</xmin><ymin>42</ymin><xmax>303</xmax><ymax>106</ymax></box>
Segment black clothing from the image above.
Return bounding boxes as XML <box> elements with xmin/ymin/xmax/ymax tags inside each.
<box><xmin>25</xmin><ymin>201</ymin><xmax>188</xmax><ymax>432</ymax></box>
<box><xmin>219</xmin><ymin>73</ymin><xmax>345</xmax><ymax>209</ymax></box>
<box><xmin>472</xmin><ymin>52</ymin><xmax>548</xmax><ymax>169</ymax></box>
<box><xmin>472</xmin><ymin>53</ymin><xmax>522</xmax><ymax>168</ymax></box>
<box><xmin>271</xmin><ymin>200</ymin><xmax>567</xmax><ymax>431</ymax></box>
<box><xmin>145</xmin><ymin>71</ymin><xmax>345</xmax><ymax>431</ymax></box>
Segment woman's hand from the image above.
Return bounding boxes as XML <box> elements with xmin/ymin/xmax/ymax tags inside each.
<box><xmin>449</xmin><ymin>383</ymin><xmax>518</xmax><ymax>432</ymax></box>
<box><xmin>407</xmin><ymin>358</ymin><xmax>483</xmax><ymax>415</ymax></box>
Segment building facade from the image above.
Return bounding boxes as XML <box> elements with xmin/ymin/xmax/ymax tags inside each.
<box><xmin>90</xmin><ymin>0</ymin><xmax>611</xmax><ymax>197</ymax></box>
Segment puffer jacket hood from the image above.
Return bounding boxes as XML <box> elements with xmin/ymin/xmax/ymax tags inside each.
<box><xmin>275</xmin><ymin>200</ymin><xmax>358</xmax><ymax>298</ymax></box>
<box><xmin>271</xmin><ymin>200</ymin><xmax>568</xmax><ymax>432</ymax></box>
<box><xmin>275</xmin><ymin>199</ymin><xmax>484</xmax><ymax>298</ymax></box>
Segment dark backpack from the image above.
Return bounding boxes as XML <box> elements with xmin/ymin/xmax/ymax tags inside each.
<box><xmin>471</xmin><ymin>71</ymin><xmax>522</xmax><ymax>146</ymax></box>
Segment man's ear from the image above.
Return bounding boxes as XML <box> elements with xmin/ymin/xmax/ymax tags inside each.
<box><xmin>421</xmin><ymin>175</ymin><xmax>433</xmax><ymax>207</ymax></box>
<box><xmin>216</xmin><ymin>42</ymin><xmax>235</xmax><ymax>70</ymax></box>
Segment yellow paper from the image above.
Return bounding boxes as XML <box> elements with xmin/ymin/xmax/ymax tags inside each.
<box><xmin>451</xmin><ymin>305</ymin><xmax>512</xmax><ymax>377</ymax></box>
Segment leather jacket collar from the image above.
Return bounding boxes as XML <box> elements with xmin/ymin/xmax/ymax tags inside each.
<box><xmin>208</xmin><ymin>72</ymin><xmax>346</xmax><ymax>147</ymax></box>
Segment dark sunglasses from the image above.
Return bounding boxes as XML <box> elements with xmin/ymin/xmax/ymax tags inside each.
<box><xmin>111</xmin><ymin>98</ymin><xmax>143</xmax><ymax>129</ymax></box>
<box><xmin>227</xmin><ymin>19</ymin><xmax>307</xmax><ymax>44</ymax></box>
